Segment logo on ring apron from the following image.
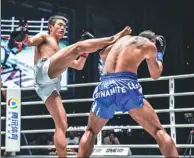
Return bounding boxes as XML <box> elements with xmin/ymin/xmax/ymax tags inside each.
<box><xmin>8</xmin><ymin>97</ymin><xmax>19</xmax><ymax>109</ymax></box>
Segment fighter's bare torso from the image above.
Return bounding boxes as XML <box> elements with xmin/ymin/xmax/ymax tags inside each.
<box><xmin>103</xmin><ymin>35</ymin><xmax>150</xmax><ymax>74</ymax></box>
<box><xmin>34</xmin><ymin>33</ymin><xmax>60</xmax><ymax>64</ymax></box>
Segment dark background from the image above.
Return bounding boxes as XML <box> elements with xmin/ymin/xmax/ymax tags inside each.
<box><xmin>1</xmin><ymin>0</ymin><xmax>194</xmax><ymax>155</ymax></box>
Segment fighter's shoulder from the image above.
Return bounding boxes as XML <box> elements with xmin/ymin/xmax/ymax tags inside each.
<box><xmin>37</xmin><ymin>31</ymin><xmax>49</xmax><ymax>38</ymax></box>
<box><xmin>117</xmin><ymin>35</ymin><xmax>132</xmax><ymax>42</ymax></box>
<box><xmin>133</xmin><ymin>36</ymin><xmax>150</xmax><ymax>43</ymax></box>
<box><xmin>124</xmin><ymin>36</ymin><xmax>149</xmax><ymax>47</ymax></box>
<box><xmin>142</xmin><ymin>39</ymin><xmax>156</xmax><ymax>53</ymax></box>
<box><xmin>116</xmin><ymin>35</ymin><xmax>149</xmax><ymax>47</ymax></box>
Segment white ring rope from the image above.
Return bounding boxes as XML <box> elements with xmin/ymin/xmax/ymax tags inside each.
<box><xmin>1</xmin><ymin>144</ymin><xmax>194</xmax><ymax>150</ymax></box>
<box><xmin>1</xmin><ymin>92</ymin><xmax>194</xmax><ymax>106</ymax></box>
<box><xmin>1</xmin><ymin>25</ymin><xmax>68</xmax><ymax>29</ymax></box>
<box><xmin>1</xmin><ymin>24</ymin><xmax>48</xmax><ymax>28</ymax></box>
<box><xmin>1</xmin><ymin>74</ymin><xmax>194</xmax><ymax>92</ymax></box>
<box><xmin>2</xmin><ymin>35</ymin><xmax>41</xmax><ymax>38</ymax></box>
<box><xmin>1</xmin><ymin>19</ymin><xmax>47</xmax><ymax>23</ymax></box>
<box><xmin>1</xmin><ymin>124</ymin><xmax>194</xmax><ymax>135</ymax></box>
<box><xmin>1</xmin><ymin>107</ymin><xmax>194</xmax><ymax>120</ymax></box>
<box><xmin>1</xmin><ymin>19</ymin><xmax>68</xmax><ymax>23</ymax></box>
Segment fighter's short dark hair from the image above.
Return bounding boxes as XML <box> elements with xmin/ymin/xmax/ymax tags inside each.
<box><xmin>139</xmin><ymin>30</ymin><xmax>156</xmax><ymax>41</ymax></box>
<box><xmin>48</xmin><ymin>15</ymin><xmax>67</xmax><ymax>26</ymax></box>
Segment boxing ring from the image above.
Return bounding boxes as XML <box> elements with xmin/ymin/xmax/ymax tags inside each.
<box><xmin>1</xmin><ymin>74</ymin><xmax>194</xmax><ymax>158</ymax></box>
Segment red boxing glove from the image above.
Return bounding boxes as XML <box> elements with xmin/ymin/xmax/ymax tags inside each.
<box><xmin>80</xmin><ymin>53</ymin><xmax>89</xmax><ymax>58</ymax></box>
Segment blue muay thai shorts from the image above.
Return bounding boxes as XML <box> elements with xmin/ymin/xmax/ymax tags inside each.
<box><xmin>91</xmin><ymin>72</ymin><xmax>144</xmax><ymax>119</ymax></box>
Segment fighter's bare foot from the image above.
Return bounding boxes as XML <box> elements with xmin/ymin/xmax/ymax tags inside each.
<box><xmin>113</xmin><ymin>26</ymin><xmax>132</xmax><ymax>42</ymax></box>
<box><xmin>122</xmin><ymin>26</ymin><xmax>132</xmax><ymax>36</ymax></box>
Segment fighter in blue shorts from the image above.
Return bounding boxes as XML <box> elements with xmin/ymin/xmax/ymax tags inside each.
<box><xmin>78</xmin><ymin>30</ymin><xmax>179</xmax><ymax>157</ymax></box>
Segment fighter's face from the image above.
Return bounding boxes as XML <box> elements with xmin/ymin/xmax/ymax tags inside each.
<box><xmin>50</xmin><ymin>19</ymin><xmax>66</xmax><ymax>39</ymax></box>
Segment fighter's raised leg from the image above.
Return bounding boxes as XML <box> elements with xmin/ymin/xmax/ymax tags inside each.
<box><xmin>48</xmin><ymin>26</ymin><xmax>132</xmax><ymax>79</ymax></box>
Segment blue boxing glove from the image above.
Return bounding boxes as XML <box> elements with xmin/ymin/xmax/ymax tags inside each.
<box><xmin>155</xmin><ymin>35</ymin><xmax>166</xmax><ymax>62</ymax></box>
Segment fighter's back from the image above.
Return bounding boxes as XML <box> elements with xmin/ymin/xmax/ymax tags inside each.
<box><xmin>104</xmin><ymin>35</ymin><xmax>150</xmax><ymax>74</ymax></box>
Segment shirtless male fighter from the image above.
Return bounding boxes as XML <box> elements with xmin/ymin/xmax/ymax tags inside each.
<box><xmin>10</xmin><ymin>15</ymin><xmax>131</xmax><ymax>157</ymax></box>
<box><xmin>78</xmin><ymin>30</ymin><xmax>179</xmax><ymax>158</ymax></box>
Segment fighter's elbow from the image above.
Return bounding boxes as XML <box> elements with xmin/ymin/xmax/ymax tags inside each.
<box><xmin>151</xmin><ymin>75</ymin><xmax>160</xmax><ymax>80</ymax></box>
<box><xmin>76</xmin><ymin>66</ymin><xmax>83</xmax><ymax>70</ymax></box>
<box><xmin>23</xmin><ymin>38</ymin><xmax>32</xmax><ymax>46</ymax></box>
<box><xmin>75</xmin><ymin>63</ymin><xmax>84</xmax><ymax>70</ymax></box>
<box><xmin>151</xmin><ymin>72</ymin><xmax>161</xmax><ymax>80</ymax></box>
<box><xmin>148</xmin><ymin>62</ymin><xmax>163</xmax><ymax>80</ymax></box>
<box><xmin>25</xmin><ymin>38</ymin><xmax>39</xmax><ymax>47</ymax></box>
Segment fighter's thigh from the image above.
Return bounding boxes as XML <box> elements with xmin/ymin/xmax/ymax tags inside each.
<box><xmin>48</xmin><ymin>44</ymin><xmax>79</xmax><ymax>79</ymax></box>
<box><xmin>128</xmin><ymin>99</ymin><xmax>164</xmax><ymax>138</ymax></box>
<box><xmin>45</xmin><ymin>91</ymin><xmax>67</xmax><ymax>127</ymax></box>
<box><xmin>87</xmin><ymin>112</ymin><xmax>108</xmax><ymax>134</ymax></box>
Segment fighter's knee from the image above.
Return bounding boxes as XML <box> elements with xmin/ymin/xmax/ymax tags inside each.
<box><xmin>74</xmin><ymin>41</ymin><xmax>87</xmax><ymax>54</ymax></box>
<box><xmin>74</xmin><ymin>42</ymin><xmax>82</xmax><ymax>53</ymax></box>
<box><xmin>48</xmin><ymin>68</ymin><xmax>58</xmax><ymax>79</ymax></box>
<box><xmin>62</xmin><ymin>122</ymin><xmax>68</xmax><ymax>131</ymax></box>
<box><xmin>155</xmin><ymin>129</ymin><xmax>165</xmax><ymax>137</ymax></box>
<box><xmin>155</xmin><ymin>129</ymin><xmax>173</xmax><ymax>144</ymax></box>
<box><xmin>86</xmin><ymin>127</ymin><xmax>97</xmax><ymax>136</ymax></box>
<box><xmin>56</xmin><ymin>121</ymin><xmax>68</xmax><ymax>132</ymax></box>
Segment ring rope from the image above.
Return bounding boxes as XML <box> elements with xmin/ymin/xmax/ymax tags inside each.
<box><xmin>1</xmin><ymin>19</ymin><xmax>47</xmax><ymax>23</ymax></box>
<box><xmin>1</xmin><ymin>92</ymin><xmax>194</xmax><ymax>106</ymax></box>
<box><xmin>1</xmin><ymin>124</ymin><xmax>194</xmax><ymax>135</ymax></box>
<box><xmin>1</xmin><ymin>107</ymin><xmax>194</xmax><ymax>120</ymax></box>
<box><xmin>1</xmin><ymin>74</ymin><xmax>194</xmax><ymax>92</ymax></box>
<box><xmin>1</xmin><ymin>144</ymin><xmax>194</xmax><ymax>150</ymax></box>
<box><xmin>1</xmin><ymin>24</ymin><xmax>48</xmax><ymax>28</ymax></box>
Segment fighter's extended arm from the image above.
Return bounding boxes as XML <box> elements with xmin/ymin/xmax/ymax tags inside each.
<box><xmin>69</xmin><ymin>53</ymin><xmax>88</xmax><ymax>70</ymax></box>
<box><xmin>10</xmin><ymin>26</ymin><xmax>47</xmax><ymax>46</ymax></box>
<box><xmin>146</xmin><ymin>42</ymin><xmax>163</xmax><ymax>80</ymax></box>
<box><xmin>23</xmin><ymin>32</ymin><xmax>48</xmax><ymax>46</ymax></box>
